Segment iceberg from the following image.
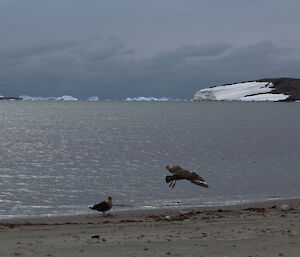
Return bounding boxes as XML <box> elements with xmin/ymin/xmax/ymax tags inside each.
<box><xmin>126</xmin><ymin>96</ymin><xmax>171</xmax><ymax>101</ymax></box>
<box><xmin>19</xmin><ymin>95</ymin><xmax>46</xmax><ymax>101</ymax></box>
<box><xmin>20</xmin><ymin>95</ymin><xmax>78</xmax><ymax>101</ymax></box>
<box><xmin>55</xmin><ymin>95</ymin><xmax>78</xmax><ymax>101</ymax></box>
<box><xmin>193</xmin><ymin>81</ymin><xmax>289</xmax><ymax>102</ymax></box>
<box><xmin>87</xmin><ymin>96</ymin><xmax>100</xmax><ymax>101</ymax></box>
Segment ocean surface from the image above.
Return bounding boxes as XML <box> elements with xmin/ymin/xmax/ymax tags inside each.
<box><xmin>0</xmin><ymin>101</ymin><xmax>299</xmax><ymax>218</ymax></box>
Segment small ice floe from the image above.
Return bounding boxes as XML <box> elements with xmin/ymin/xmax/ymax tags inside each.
<box><xmin>279</xmin><ymin>204</ymin><xmax>294</xmax><ymax>211</ymax></box>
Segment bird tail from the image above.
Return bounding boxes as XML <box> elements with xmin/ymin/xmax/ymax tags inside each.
<box><xmin>89</xmin><ymin>206</ymin><xmax>95</xmax><ymax>210</ymax></box>
<box><xmin>165</xmin><ymin>176</ymin><xmax>173</xmax><ymax>183</ymax></box>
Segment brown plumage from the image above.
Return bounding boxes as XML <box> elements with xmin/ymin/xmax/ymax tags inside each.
<box><xmin>89</xmin><ymin>196</ymin><xmax>112</xmax><ymax>216</ymax></box>
<box><xmin>165</xmin><ymin>165</ymin><xmax>208</xmax><ymax>188</ymax></box>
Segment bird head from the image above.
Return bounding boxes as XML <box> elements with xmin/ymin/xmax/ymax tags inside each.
<box><xmin>165</xmin><ymin>165</ymin><xmax>181</xmax><ymax>173</ymax></box>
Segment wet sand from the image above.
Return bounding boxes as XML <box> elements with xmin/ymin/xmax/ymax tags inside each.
<box><xmin>0</xmin><ymin>199</ymin><xmax>299</xmax><ymax>257</ymax></box>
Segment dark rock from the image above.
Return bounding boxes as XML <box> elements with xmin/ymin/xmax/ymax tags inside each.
<box><xmin>258</xmin><ymin>77</ymin><xmax>300</xmax><ymax>101</ymax></box>
<box><xmin>0</xmin><ymin>97</ymin><xmax>23</xmax><ymax>101</ymax></box>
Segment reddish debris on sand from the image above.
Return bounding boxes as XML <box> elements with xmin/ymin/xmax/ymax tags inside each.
<box><xmin>147</xmin><ymin>215</ymin><xmax>163</xmax><ymax>221</ymax></box>
<box><xmin>0</xmin><ymin>222</ymin><xmax>80</xmax><ymax>228</ymax></box>
<box><xmin>243</xmin><ymin>207</ymin><xmax>266</xmax><ymax>212</ymax></box>
<box><xmin>217</xmin><ymin>209</ymin><xmax>232</xmax><ymax>213</ymax></box>
<box><xmin>119</xmin><ymin>219</ymin><xmax>143</xmax><ymax>223</ymax></box>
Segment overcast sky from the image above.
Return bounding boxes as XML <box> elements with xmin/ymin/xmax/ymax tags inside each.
<box><xmin>1</xmin><ymin>0</ymin><xmax>300</xmax><ymax>99</ymax></box>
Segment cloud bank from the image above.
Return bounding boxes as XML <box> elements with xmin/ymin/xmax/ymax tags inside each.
<box><xmin>0</xmin><ymin>37</ymin><xmax>299</xmax><ymax>99</ymax></box>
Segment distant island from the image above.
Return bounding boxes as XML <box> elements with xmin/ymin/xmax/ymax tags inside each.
<box><xmin>193</xmin><ymin>78</ymin><xmax>300</xmax><ymax>102</ymax></box>
<box><xmin>0</xmin><ymin>95</ymin><xmax>79</xmax><ymax>101</ymax></box>
<box><xmin>0</xmin><ymin>97</ymin><xmax>23</xmax><ymax>101</ymax></box>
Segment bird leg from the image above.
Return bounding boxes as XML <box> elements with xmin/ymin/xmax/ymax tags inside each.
<box><xmin>168</xmin><ymin>180</ymin><xmax>176</xmax><ymax>188</ymax></box>
<box><xmin>171</xmin><ymin>180</ymin><xmax>176</xmax><ymax>188</ymax></box>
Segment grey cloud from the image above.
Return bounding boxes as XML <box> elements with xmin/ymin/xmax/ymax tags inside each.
<box><xmin>0</xmin><ymin>41</ymin><xmax>78</xmax><ymax>61</ymax></box>
<box><xmin>157</xmin><ymin>42</ymin><xmax>231</xmax><ymax>59</ymax></box>
<box><xmin>221</xmin><ymin>41</ymin><xmax>293</xmax><ymax>63</ymax></box>
<box><xmin>207</xmin><ymin>41</ymin><xmax>295</xmax><ymax>81</ymax></box>
<box><xmin>81</xmin><ymin>36</ymin><xmax>135</xmax><ymax>62</ymax></box>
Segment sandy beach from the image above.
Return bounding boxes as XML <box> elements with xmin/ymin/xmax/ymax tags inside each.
<box><xmin>0</xmin><ymin>199</ymin><xmax>299</xmax><ymax>257</ymax></box>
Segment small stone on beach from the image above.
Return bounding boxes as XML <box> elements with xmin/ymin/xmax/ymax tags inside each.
<box><xmin>165</xmin><ymin>215</ymin><xmax>172</xmax><ymax>221</ymax></box>
<box><xmin>280</xmin><ymin>205</ymin><xmax>293</xmax><ymax>211</ymax></box>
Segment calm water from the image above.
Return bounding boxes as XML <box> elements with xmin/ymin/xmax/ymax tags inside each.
<box><xmin>0</xmin><ymin>101</ymin><xmax>299</xmax><ymax>218</ymax></box>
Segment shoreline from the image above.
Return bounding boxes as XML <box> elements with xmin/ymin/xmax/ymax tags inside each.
<box><xmin>0</xmin><ymin>198</ymin><xmax>299</xmax><ymax>256</ymax></box>
<box><xmin>1</xmin><ymin>196</ymin><xmax>299</xmax><ymax>221</ymax></box>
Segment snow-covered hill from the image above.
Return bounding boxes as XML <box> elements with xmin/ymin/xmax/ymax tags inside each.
<box><xmin>193</xmin><ymin>78</ymin><xmax>300</xmax><ymax>102</ymax></box>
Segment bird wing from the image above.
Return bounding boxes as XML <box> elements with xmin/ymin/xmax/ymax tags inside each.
<box><xmin>190</xmin><ymin>179</ymin><xmax>209</xmax><ymax>187</ymax></box>
<box><xmin>166</xmin><ymin>165</ymin><xmax>209</xmax><ymax>187</ymax></box>
<box><xmin>91</xmin><ymin>201</ymin><xmax>110</xmax><ymax>211</ymax></box>
<box><xmin>190</xmin><ymin>171</ymin><xmax>209</xmax><ymax>187</ymax></box>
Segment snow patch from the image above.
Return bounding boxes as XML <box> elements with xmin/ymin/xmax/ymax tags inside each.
<box><xmin>193</xmin><ymin>81</ymin><xmax>289</xmax><ymax>102</ymax></box>
<box><xmin>240</xmin><ymin>93</ymin><xmax>289</xmax><ymax>101</ymax></box>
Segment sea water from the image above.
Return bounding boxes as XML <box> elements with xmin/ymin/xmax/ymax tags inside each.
<box><xmin>0</xmin><ymin>101</ymin><xmax>299</xmax><ymax>218</ymax></box>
